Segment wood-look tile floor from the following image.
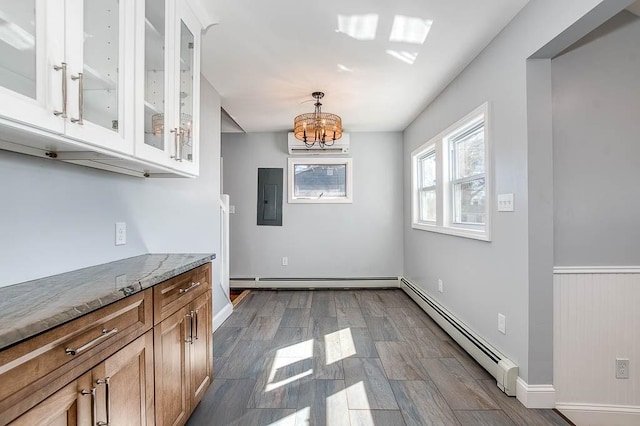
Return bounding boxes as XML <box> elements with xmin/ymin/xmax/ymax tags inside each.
<box><xmin>188</xmin><ymin>289</ymin><xmax>570</xmax><ymax>426</ymax></box>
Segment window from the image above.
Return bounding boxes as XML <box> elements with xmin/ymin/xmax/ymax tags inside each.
<box><xmin>288</xmin><ymin>157</ymin><xmax>353</xmax><ymax>203</ymax></box>
<box><xmin>417</xmin><ymin>148</ymin><xmax>436</xmax><ymax>222</ymax></box>
<box><xmin>411</xmin><ymin>103</ymin><xmax>491</xmax><ymax>240</ymax></box>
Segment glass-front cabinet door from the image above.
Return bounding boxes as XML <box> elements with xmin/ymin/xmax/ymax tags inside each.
<box><xmin>0</xmin><ymin>0</ymin><xmax>65</xmax><ymax>134</ymax></box>
<box><xmin>136</xmin><ymin>0</ymin><xmax>200</xmax><ymax>175</ymax></box>
<box><xmin>64</xmin><ymin>0</ymin><xmax>135</xmax><ymax>155</ymax></box>
<box><xmin>135</xmin><ymin>0</ymin><xmax>171</xmax><ymax>166</ymax></box>
<box><xmin>171</xmin><ymin>0</ymin><xmax>200</xmax><ymax>175</ymax></box>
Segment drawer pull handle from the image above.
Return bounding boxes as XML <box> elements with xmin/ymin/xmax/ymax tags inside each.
<box><xmin>96</xmin><ymin>377</ymin><xmax>111</xmax><ymax>426</ymax></box>
<box><xmin>193</xmin><ymin>309</ymin><xmax>199</xmax><ymax>341</ymax></box>
<box><xmin>66</xmin><ymin>328</ymin><xmax>119</xmax><ymax>356</ymax></box>
<box><xmin>179</xmin><ymin>281</ymin><xmax>201</xmax><ymax>294</ymax></box>
<box><xmin>70</xmin><ymin>73</ymin><xmax>84</xmax><ymax>125</ymax></box>
<box><xmin>81</xmin><ymin>388</ymin><xmax>96</xmax><ymax>426</ymax></box>
<box><xmin>185</xmin><ymin>312</ymin><xmax>193</xmax><ymax>343</ymax></box>
<box><xmin>53</xmin><ymin>62</ymin><xmax>67</xmax><ymax>118</ymax></box>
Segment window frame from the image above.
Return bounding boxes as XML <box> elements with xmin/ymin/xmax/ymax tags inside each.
<box><xmin>287</xmin><ymin>157</ymin><xmax>353</xmax><ymax>204</ymax></box>
<box><xmin>414</xmin><ymin>145</ymin><xmax>437</xmax><ymax>224</ymax></box>
<box><xmin>411</xmin><ymin>102</ymin><xmax>492</xmax><ymax>241</ymax></box>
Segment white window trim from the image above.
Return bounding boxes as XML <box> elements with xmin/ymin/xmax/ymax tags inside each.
<box><xmin>411</xmin><ymin>102</ymin><xmax>492</xmax><ymax>241</ymax></box>
<box><xmin>288</xmin><ymin>157</ymin><xmax>353</xmax><ymax>204</ymax></box>
<box><xmin>413</xmin><ymin>144</ymin><xmax>437</xmax><ymax>224</ymax></box>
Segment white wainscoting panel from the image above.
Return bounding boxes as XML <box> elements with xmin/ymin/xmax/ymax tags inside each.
<box><xmin>554</xmin><ymin>268</ymin><xmax>640</xmax><ymax>424</ymax></box>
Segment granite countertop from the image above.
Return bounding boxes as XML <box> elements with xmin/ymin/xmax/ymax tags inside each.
<box><xmin>0</xmin><ymin>253</ymin><xmax>215</xmax><ymax>351</ymax></box>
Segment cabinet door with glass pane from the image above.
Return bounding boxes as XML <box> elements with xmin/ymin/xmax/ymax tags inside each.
<box><xmin>170</xmin><ymin>0</ymin><xmax>200</xmax><ymax>175</ymax></box>
<box><xmin>136</xmin><ymin>0</ymin><xmax>200</xmax><ymax>175</ymax></box>
<box><xmin>0</xmin><ymin>0</ymin><xmax>65</xmax><ymax>134</ymax></box>
<box><xmin>63</xmin><ymin>0</ymin><xmax>135</xmax><ymax>155</ymax></box>
<box><xmin>135</xmin><ymin>0</ymin><xmax>173</xmax><ymax>166</ymax></box>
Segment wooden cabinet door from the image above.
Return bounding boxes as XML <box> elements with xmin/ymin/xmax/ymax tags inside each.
<box><xmin>154</xmin><ymin>306</ymin><xmax>190</xmax><ymax>426</ymax></box>
<box><xmin>189</xmin><ymin>291</ymin><xmax>212</xmax><ymax>409</ymax></box>
<box><xmin>92</xmin><ymin>331</ymin><xmax>155</xmax><ymax>426</ymax></box>
<box><xmin>9</xmin><ymin>373</ymin><xmax>92</xmax><ymax>426</ymax></box>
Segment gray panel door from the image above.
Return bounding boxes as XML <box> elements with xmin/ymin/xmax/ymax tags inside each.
<box><xmin>257</xmin><ymin>168</ymin><xmax>283</xmax><ymax>226</ymax></box>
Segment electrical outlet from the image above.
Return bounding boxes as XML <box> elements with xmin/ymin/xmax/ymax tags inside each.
<box><xmin>282</xmin><ymin>257</ymin><xmax>288</xmax><ymax>266</ymax></box>
<box><xmin>497</xmin><ymin>193</ymin><xmax>515</xmax><ymax>212</ymax></box>
<box><xmin>498</xmin><ymin>313</ymin><xmax>506</xmax><ymax>334</ymax></box>
<box><xmin>616</xmin><ymin>358</ymin><xmax>629</xmax><ymax>379</ymax></box>
<box><xmin>115</xmin><ymin>222</ymin><xmax>126</xmax><ymax>245</ymax></box>
<box><xmin>438</xmin><ymin>279</ymin><xmax>443</xmax><ymax>293</ymax></box>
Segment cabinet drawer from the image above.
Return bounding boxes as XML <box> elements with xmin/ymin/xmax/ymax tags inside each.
<box><xmin>0</xmin><ymin>289</ymin><xmax>152</xmax><ymax>422</ymax></box>
<box><xmin>153</xmin><ymin>263</ymin><xmax>211</xmax><ymax>325</ymax></box>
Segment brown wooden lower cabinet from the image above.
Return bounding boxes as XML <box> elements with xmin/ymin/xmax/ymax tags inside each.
<box><xmin>10</xmin><ymin>331</ymin><xmax>154</xmax><ymax>426</ymax></box>
<box><xmin>0</xmin><ymin>263</ymin><xmax>213</xmax><ymax>426</ymax></box>
<box><xmin>9</xmin><ymin>373</ymin><xmax>92</xmax><ymax>426</ymax></box>
<box><xmin>154</xmin><ymin>290</ymin><xmax>212</xmax><ymax>426</ymax></box>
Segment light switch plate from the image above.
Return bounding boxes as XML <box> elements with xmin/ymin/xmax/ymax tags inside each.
<box><xmin>498</xmin><ymin>313</ymin><xmax>506</xmax><ymax>334</ymax></box>
<box><xmin>115</xmin><ymin>222</ymin><xmax>126</xmax><ymax>245</ymax></box>
<box><xmin>498</xmin><ymin>193</ymin><xmax>515</xmax><ymax>212</ymax></box>
<box><xmin>229</xmin><ymin>205</ymin><xmax>236</xmax><ymax>214</ymax></box>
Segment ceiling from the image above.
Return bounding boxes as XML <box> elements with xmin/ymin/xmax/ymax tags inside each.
<box><xmin>201</xmin><ymin>0</ymin><xmax>530</xmax><ymax>134</ymax></box>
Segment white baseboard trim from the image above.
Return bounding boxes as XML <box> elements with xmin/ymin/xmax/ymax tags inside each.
<box><xmin>516</xmin><ymin>377</ymin><xmax>556</xmax><ymax>408</ymax></box>
<box><xmin>230</xmin><ymin>278</ymin><xmax>401</xmax><ymax>289</ymax></box>
<box><xmin>555</xmin><ymin>403</ymin><xmax>640</xmax><ymax>426</ymax></box>
<box><xmin>213</xmin><ymin>302</ymin><xmax>233</xmax><ymax>332</ymax></box>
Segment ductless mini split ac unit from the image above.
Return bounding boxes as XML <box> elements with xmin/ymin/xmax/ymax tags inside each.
<box><xmin>287</xmin><ymin>132</ymin><xmax>350</xmax><ymax>155</ymax></box>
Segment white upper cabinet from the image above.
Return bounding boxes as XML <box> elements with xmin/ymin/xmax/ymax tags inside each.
<box><xmin>136</xmin><ymin>0</ymin><xmax>200</xmax><ymax>175</ymax></box>
<box><xmin>63</xmin><ymin>0</ymin><xmax>135</xmax><ymax>155</ymax></box>
<box><xmin>0</xmin><ymin>0</ymin><xmax>66</xmax><ymax>134</ymax></box>
<box><xmin>0</xmin><ymin>0</ymin><xmax>203</xmax><ymax>177</ymax></box>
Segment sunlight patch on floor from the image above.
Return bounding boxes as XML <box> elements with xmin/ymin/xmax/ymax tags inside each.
<box><xmin>345</xmin><ymin>380</ymin><xmax>371</xmax><ymax>410</ymax></box>
<box><xmin>267</xmin><ymin>408</ymin><xmax>301</xmax><ymax>426</ymax></box>
<box><xmin>265</xmin><ymin>367</ymin><xmax>313</xmax><ymax>392</ymax></box>
<box><xmin>276</xmin><ymin>338</ymin><xmax>314</xmax><ymax>359</ymax></box>
<box><xmin>326</xmin><ymin>387</ymin><xmax>350</xmax><ymax>425</ymax></box>
<box><xmin>265</xmin><ymin>339</ymin><xmax>314</xmax><ymax>392</ymax></box>
<box><xmin>325</xmin><ymin>328</ymin><xmax>356</xmax><ymax>365</ymax></box>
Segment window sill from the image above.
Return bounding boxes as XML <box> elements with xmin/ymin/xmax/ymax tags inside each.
<box><xmin>289</xmin><ymin>197</ymin><xmax>353</xmax><ymax>204</ymax></box>
<box><xmin>411</xmin><ymin>222</ymin><xmax>491</xmax><ymax>242</ymax></box>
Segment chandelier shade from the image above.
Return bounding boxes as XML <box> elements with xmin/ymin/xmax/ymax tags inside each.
<box><xmin>293</xmin><ymin>92</ymin><xmax>343</xmax><ymax>148</ymax></box>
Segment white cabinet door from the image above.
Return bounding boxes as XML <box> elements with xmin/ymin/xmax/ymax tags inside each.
<box><xmin>0</xmin><ymin>0</ymin><xmax>65</xmax><ymax>134</ymax></box>
<box><xmin>135</xmin><ymin>0</ymin><xmax>174</xmax><ymax>167</ymax></box>
<box><xmin>63</xmin><ymin>0</ymin><xmax>135</xmax><ymax>155</ymax></box>
<box><xmin>136</xmin><ymin>0</ymin><xmax>201</xmax><ymax>175</ymax></box>
<box><xmin>169</xmin><ymin>0</ymin><xmax>200</xmax><ymax>176</ymax></box>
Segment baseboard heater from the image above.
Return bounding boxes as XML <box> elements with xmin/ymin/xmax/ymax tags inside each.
<box><xmin>230</xmin><ymin>277</ymin><xmax>400</xmax><ymax>290</ymax></box>
<box><xmin>400</xmin><ymin>278</ymin><xmax>519</xmax><ymax>396</ymax></box>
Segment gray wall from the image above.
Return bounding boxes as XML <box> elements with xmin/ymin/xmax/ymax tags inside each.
<box><xmin>553</xmin><ymin>11</ymin><xmax>640</xmax><ymax>267</ymax></box>
<box><xmin>0</xmin><ymin>77</ymin><xmax>229</xmax><ymax>315</ymax></box>
<box><xmin>402</xmin><ymin>0</ymin><xmax>627</xmax><ymax>384</ymax></box>
<box><xmin>221</xmin><ymin>132</ymin><xmax>404</xmax><ymax>279</ymax></box>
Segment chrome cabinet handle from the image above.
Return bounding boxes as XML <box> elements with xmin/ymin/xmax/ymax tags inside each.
<box><xmin>70</xmin><ymin>72</ymin><xmax>84</xmax><ymax>124</ymax></box>
<box><xmin>185</xmin><ymin>312</ymin><xmax>193</xmax><ymax>344</ymax></box>
<box><xmin>171</xmin><ymin>128</ymin><xmax>181</xmax><ymax>161</ymax></box>
<box><xmin>179</xmin><ymin>281</ymin><xmax>200</xmax><ymax>294</ymax></box>
<box><xmin>53</xmin><ymin>62</ymin><xmax>67</xmax><ymax>118</ymax></box>
<box><xmin>193</xmin><ymin>309</ymin><xmax>199</xmax><ymax>341</ymax></box>
<box><xmin>96</xmin><ymin>377</ymin><xmax>110</xmax><ymax>426</ymax></box>
<box><xmin>81</xmin><ymin>388</ymin><xmax>97</xmax><ymax>426</ymax></box>
<box><xmin>66</xmin><ymin>328</ymin><xmax>118</xmax><ymax>356</ymax></box>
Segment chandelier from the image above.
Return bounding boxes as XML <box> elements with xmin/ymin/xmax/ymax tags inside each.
<box><xmin>293</xmin><ymin>92</ymin><xmax>343</xmax><ymax>148</ymax></box>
